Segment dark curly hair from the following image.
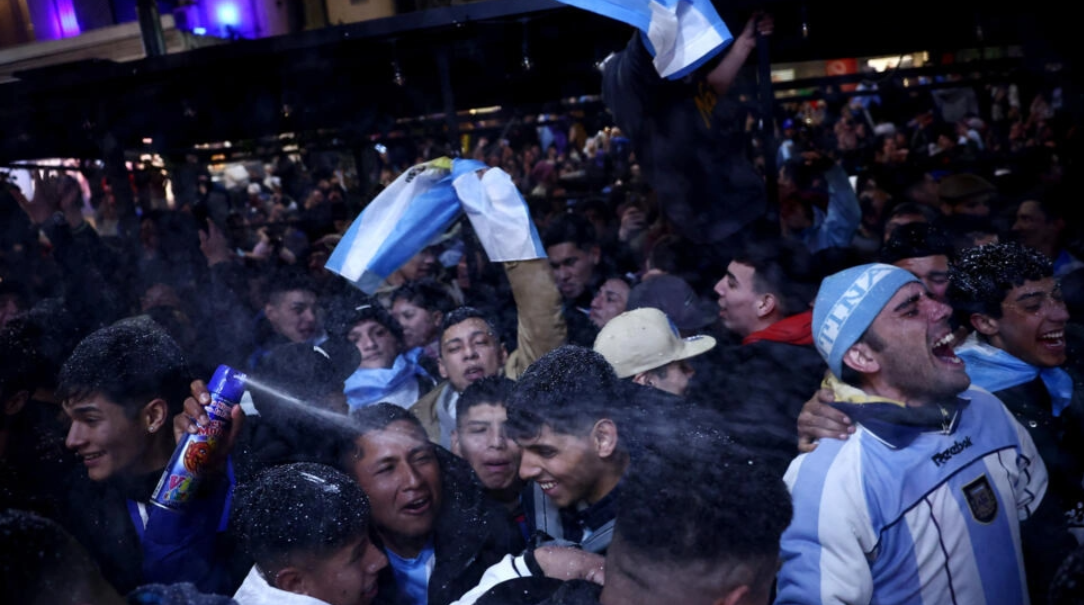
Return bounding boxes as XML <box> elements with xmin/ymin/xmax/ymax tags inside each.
<box><xmin>231</xmin><ymin>462</ymin><xmax>370</xmax><ymax>575</ymax></box>
<box><xmin>948</xmin><ymin>242</ymin><xmax>1053</xmax><ymax>320</ymax></box>
<box><xmin>56</xmin><ymin>316</ymin><xmax>192</xmax><ymax>418</ymax></box>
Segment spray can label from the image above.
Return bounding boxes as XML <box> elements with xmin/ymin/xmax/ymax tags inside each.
<box><xmin>151</xmin><ymin>365</ymin><xmax>245</xmax><ymax>512</ymax></box>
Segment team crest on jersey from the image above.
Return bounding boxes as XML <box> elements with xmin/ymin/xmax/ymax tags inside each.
<box><xmin>963</xmin><ymin>475</ymin><xmax>998</xmax><ymax>524</ymax></box>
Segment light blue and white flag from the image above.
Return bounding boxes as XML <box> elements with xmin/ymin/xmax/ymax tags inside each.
<box><xmin>556</xmin><ymin>0</ymin><xmax>733</xmax><ymax>79</ymax></box>
<box><xmin>325</xmin><ymin>158</ymin><xmax>484</xmax><ymax>293</ymax></box>
<box><xmin>326</xmin><ymin>158</ymin><xmax>544</xmax><ymax>294</ymax></box>
<box><xmin>453</xmin><ymin>167</ymin><xmax>545</xmax><ymax>262</ymax></box>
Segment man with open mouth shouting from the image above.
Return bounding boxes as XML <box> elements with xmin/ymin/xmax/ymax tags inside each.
<box><xmin>776</xmin><ymin>263</ymin><xmax>1073</xmax><ymax>605</ymax></box>
<box><xmin>340</xmin><ymin>403</ymin><xmax>521</xmax><ymax>605</ymax></box>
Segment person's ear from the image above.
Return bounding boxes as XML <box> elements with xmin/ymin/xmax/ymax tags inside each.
<box><xmin>450</xmin><ymin>430</ymin><xmax>461</xmax><ymax>456</ymax></box>
<box><xmin>141</xmin><ymin>398</ymin><xmax>170</xmax><ymax>435</ymax></box>
<box><xmin>631</xmin><ymin>372</ymin><xmax>651</xmax><ymax>388</ymax></box>
<box><xmin>756</xmin><ymin>293</ymin><xmax>777</xmax><ymax>319</ymax></box>
<box><xmin>842</xmin><ymin>343</ymin><xmax>880</xmax><ymax>374</ymax></box>
<box><xmin>714</xmin><ymin>584</ymin><xmax>751</xmax><ymax>605</ymax></box>
<box><xmin>438</xmin><ymin>356</ymin><xmax>448</xmax><ymax>380</ymax></box>
<box><xmin>274</xmin><ymin>567</ymin><xmax>306</xmax><ymax>594</ymax></box>
<box><xmin>499</xmin><ymin>344</ymin><xmax>509</xmax><ymax>366</ymax></box>
<box><xmin>3</xmin><ymin>390</ymin><xmax>29</xmax><ymax>417</ymax></box>
<box><xmin>591</xmin><ymin>419</ymin><xmax>619</xmax><ymax>458</ymax></box>
<box><xmin>589</xmin><ymin>245</ymin><xmax>601</xmax><ymax>267</ymax></box>
<box><xmin>971</xmin><ymin>313</ymin><xmax>999</xmax><ymax>337</ymax></box>
<box><xmin>431</xmin><ymin>310</ymin><xmax>444</xmax><ymax>330</ymax></box>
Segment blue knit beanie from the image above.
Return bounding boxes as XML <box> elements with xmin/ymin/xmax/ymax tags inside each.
<box><xmin>813</xmin><ymin>263</ymin><xmax>919</xmax><ymax>378</ymax></box>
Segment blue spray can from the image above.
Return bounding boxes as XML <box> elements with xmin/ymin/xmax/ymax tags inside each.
<box><xmin>151</xmin><ymin>364</ymin><xmax>247</xmax><ymax>511</ymax></box>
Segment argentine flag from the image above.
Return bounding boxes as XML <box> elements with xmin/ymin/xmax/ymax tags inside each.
<box><xmin>325</xmin><ymin>158</ymin><xmax>545</xmax><ymax>294</ymax></box>
<box><xmin>556</xmin><ymin>0</ymin><xmax>733</xmax><ymax>79</ymax></box>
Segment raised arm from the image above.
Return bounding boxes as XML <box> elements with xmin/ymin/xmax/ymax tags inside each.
<box><xmin>706</xmin><ymin>13</ymin><xmax>773</xmax><ymax>97</ymax></box>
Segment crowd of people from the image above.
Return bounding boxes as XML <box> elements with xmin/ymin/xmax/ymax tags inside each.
<box><xmin>2</xmin><ymin>8</ymin><xmax>1084</xmax><ymax>605</ymax></box>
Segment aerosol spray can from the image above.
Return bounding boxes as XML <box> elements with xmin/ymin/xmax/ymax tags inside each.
<box><xmin>151</xmin><ymin>364</ymin><xmax>247</xmax><ymax>511</ymax></box>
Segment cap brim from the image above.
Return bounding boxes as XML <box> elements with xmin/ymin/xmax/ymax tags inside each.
<box><xmin>674</xmin><ymin>334</ymin><xmax>716</xmax><ymax>362</ymax></box>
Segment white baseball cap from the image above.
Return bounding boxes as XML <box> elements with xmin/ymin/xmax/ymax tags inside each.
<box><xmin>593</xmin><ymin>308</ymin><xmax>716</xmax><ymax>378</ymax></box>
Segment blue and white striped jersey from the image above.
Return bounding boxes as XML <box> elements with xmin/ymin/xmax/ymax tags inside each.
<box><xmin>775</xmin><ymin>388</ymin><xmax>1045</xmax><ymax>605</ymax></box>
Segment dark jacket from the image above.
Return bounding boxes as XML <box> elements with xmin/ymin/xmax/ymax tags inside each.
<box><xmin>711</xmin><ymin>337</ymin><xmax>826</xmax><ymax>477</ymax></box>
<box><xmin>374</xmin><ymin>448</ymin><xmax>524</xmax><ymax>605</ymax></box>
<box><xmin>59</xmin><ymin>466</ymin><xmax>246</xmax><ymax>596</ymax></box>
<box><xmin>992</xmin><ymin>375</ymin><xmax>1084</xmax><ymax>533</ymax></box>
<box><xmin>602</xmin><ymin>30</ymin><xmax>767</xmax><ymax>261</ymax></box>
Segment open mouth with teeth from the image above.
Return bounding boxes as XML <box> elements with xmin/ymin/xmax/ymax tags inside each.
<box><xmin>1040</xmin><ymin>330</ymin><xmax>1066</xmax><ymax>349</ymax></box>
<box><xmin>931</xmin><ymin>332</ymin><xmax>962</xmax><ymax>365</ymax></box>
<box><xmin>81</xmin><ymin>451</ymin><xmax>105</xmax><ymax>463</ymax></box>
<box><xmin>538</xmin><ymin>480</ymin><xmax>557</xmax><ymax>492</ymax></box>
<box><xmin>463</xmin><ymin>367</ymin><xmax>486</xmax><ymax>382</ymax></box>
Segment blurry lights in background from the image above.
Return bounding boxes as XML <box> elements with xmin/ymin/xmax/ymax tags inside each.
<box><xmin>193</xmin><ymin>27</ymin><xmax>207</xmax><ymax>35</ymax></box>
<box><xmin>216</xmin><ymin>3</ymin><xmax>241</xmax><ymax>27</ymax></box>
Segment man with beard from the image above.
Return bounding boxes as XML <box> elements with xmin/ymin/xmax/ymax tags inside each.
<box><xmin>776</xmin><ymin>263</ymin><xmax>1069</xmax><ymax>604</ymax></box>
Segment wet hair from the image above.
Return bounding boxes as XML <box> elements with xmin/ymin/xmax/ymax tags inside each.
<box><xmin>541</xmin><ymin>212</ymin><xmax>598</xmax><ymax>251</ymax></box>
<box><xmin>337</xmin><ymin>403</ymin><xmax>432</xmax><ymax>467</ymax></box>
<box><xmin>438</xmin><ymin>306</ymin><xmax>502</xmax><ymax>353</ymax></box>
<box><xmin>324</xmin><ymin>291</ymin><xmax>404</xmax><ymax>343</ymax></box>
<box><xmin>614</xmin><ymin>412</ymin><xmax>792</xmax><ymax>595</ymax></box>
<box><xmin>731</xmin><ymin>238</ymin><xmax>817</xmax><ymax>317</ymax></box>
<box><xmin>506</xmin><ymin>345</ymin><xmax>622</xmax><ymax>440</ymax></box>
<box><xmin>390</xmin><ymin>279</ymin><xmax>456</xmax><ymax>316</ymax></box>
<box><xmin>232</xmin><ymin>463</ymin><xmax>370</xmax><ymax>575</ymax></box>
<box><xmin>56</xmin><ymin>316</ymin><xmax>192</xmax><ymax>418</ymax></box>
<box><xmin>879</xmin><ymin>223</ymin><xmax>955</xmax><ymax>264</ymax></box>
<box><xmin>948</xmin><ymin>242</ymin><xmax>1053</xmax><ymax>320</ymax></box>
<box><xmin>264</xmin><ymin>267</ymin><xmax>317</xmax><ymax>305</ymax></box>
<box><xmin>456</xmin><ymin>376</ymin><xmax>515</xmax><ymax>427</ymax></box>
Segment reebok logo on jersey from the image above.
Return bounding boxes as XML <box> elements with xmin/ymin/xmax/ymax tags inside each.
<box><xmin>931</xmin><ymin>436</ymin><xmax>973</xmax><ymax>467</ymax></box>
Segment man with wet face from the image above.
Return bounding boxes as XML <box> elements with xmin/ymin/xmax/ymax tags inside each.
<box><xmin>505</xmin><ymin>345</ymin><xmax>631</xmax><ymax>555</ymax></box>
<box><xmin>340</xmin><ymin>403</ymin><xmax>521</xmax><ymax>605</ymax></box>
<box><xmin>948</xmin><ymin>243</ymin><xmax>1084</xmax><ymax>550</ymax></box>
<box><xmin>57</xmin><ymin>316</ymin><xmax>242</xmax><ymax>595</ymax></box>
<box><xmin>451</xmin><ymin>376</ymin><xmax>531</xmax><ymax>541</ymax></box>
<box><xmin>452</xmin><ymin>409</ymin><xmax>793</xmax><ymax>605</ymax></box>
<box><xmin>232</xmin><ymin>463</ymin><xmax>388</xmax><ymax>605</ymax></box>
<box><xmin>776</xmin><ymin>264</ymin><xmax>1069</xmax><ymax>604</ymax></box>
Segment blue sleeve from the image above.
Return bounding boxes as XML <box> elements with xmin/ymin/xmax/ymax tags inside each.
<box><xmin>806</xmin><ymin>165</ymin><xmax>861</xmax><ymax>253</ymax></box>
<box><xmin>775</xmin><ymin>446</ymin><xmax>874</xmax><ymax>604</ymax></box>
<box><xmin>140</xmin><ymin>461</ymin><xmax>236</xmax><ymax>594</ymax></box>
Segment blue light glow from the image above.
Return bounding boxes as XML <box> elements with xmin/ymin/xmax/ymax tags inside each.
<box><xmin>216</xmin><ymin>3</ymin><xmax>240</xmax><ymax>26</ymax></box>
<box><xmin>193</xmin><ymin>27</ymin><xmax>207</xmax><ymax>35</ymax></box>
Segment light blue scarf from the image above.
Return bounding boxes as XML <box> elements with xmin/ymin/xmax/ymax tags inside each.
<box><xmin>344</xmin><ymin>347</ymin><xmax>433</xmax><ymax>410</ymax></box>
<box><xmin>956</xmin><ymin>333</ymin><xmax>1074</xmax><ymax>417</ymax></box>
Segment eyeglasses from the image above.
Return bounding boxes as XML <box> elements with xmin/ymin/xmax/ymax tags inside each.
<box><xmin>1003</xmin><ymin>284</ymin><xmax>1066</xmax><ymax>316</ymax></box>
